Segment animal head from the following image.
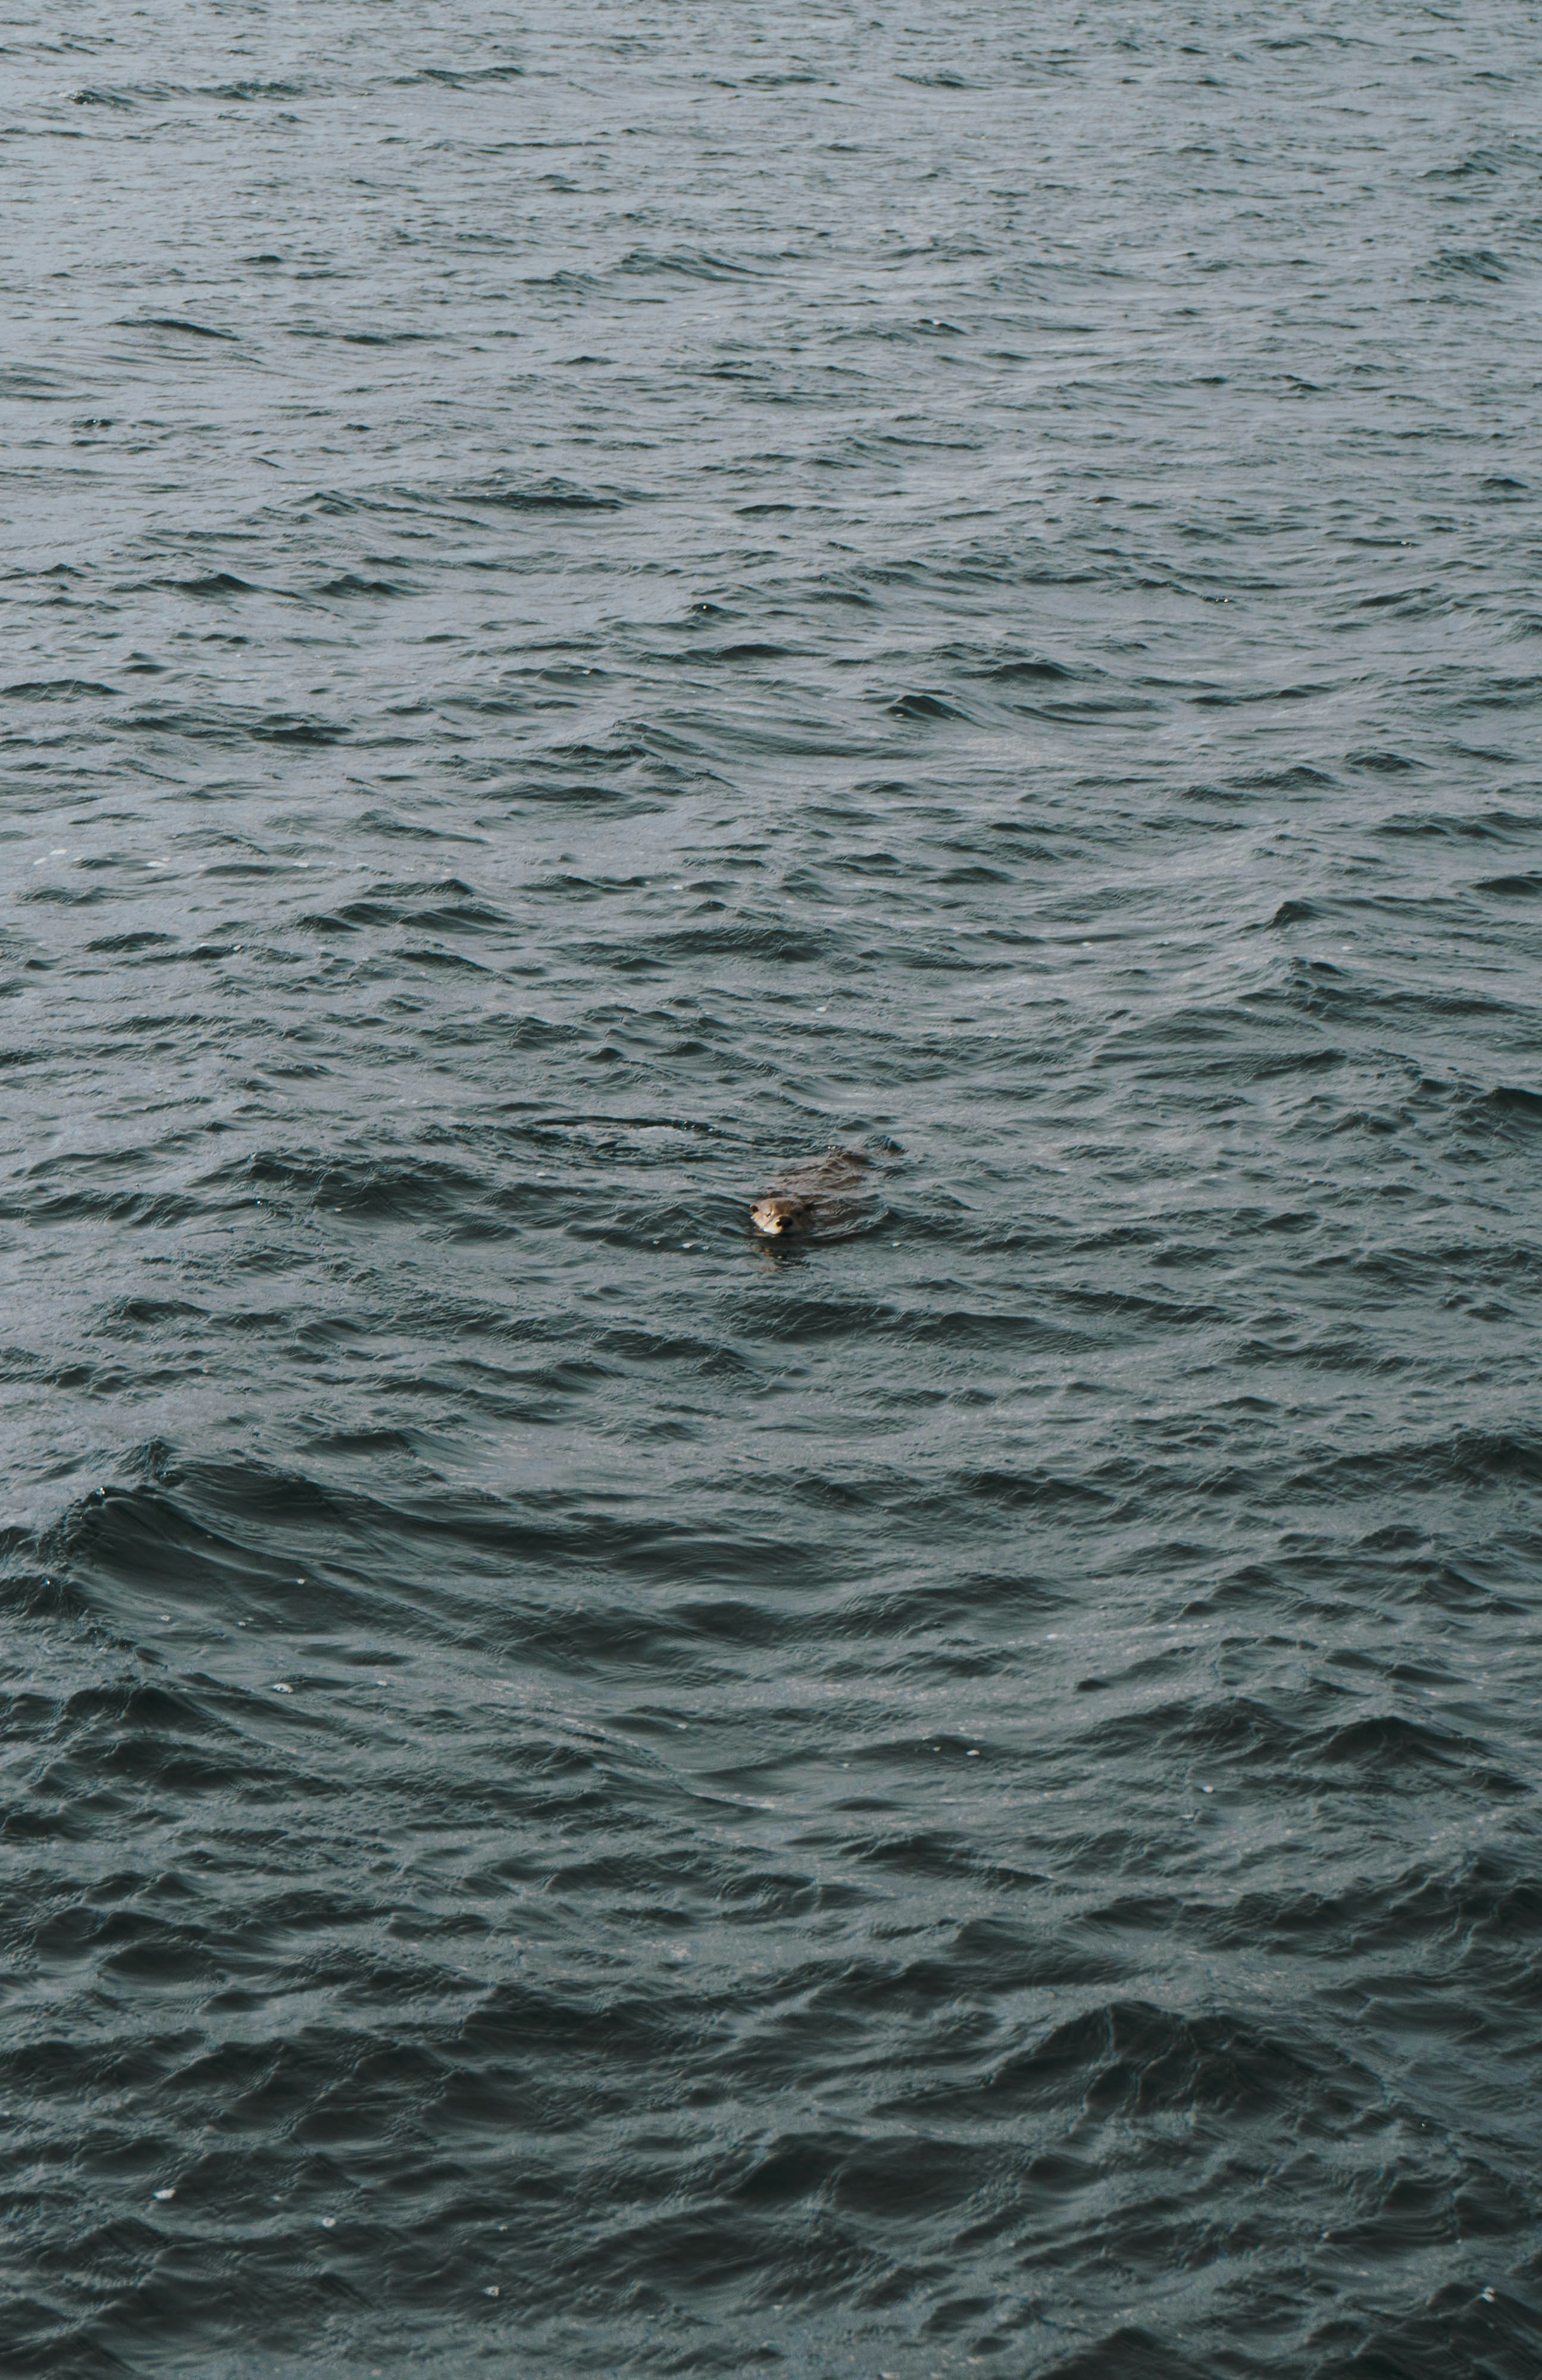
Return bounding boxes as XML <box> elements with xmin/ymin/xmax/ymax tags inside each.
<box><xmin>751</xmin><ymin>1194</ymin><xmax>808</xmax><ymax>1236</ymax></box>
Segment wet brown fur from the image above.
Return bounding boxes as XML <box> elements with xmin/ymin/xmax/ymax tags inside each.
<box><xmin>751</xmin><ymin>1148</ymin><xmax>872</xmax><ymax>1236</ymax></box>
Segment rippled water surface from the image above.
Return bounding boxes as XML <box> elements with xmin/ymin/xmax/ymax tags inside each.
<box><xmin>5</xmin><ymin>2</ymin><xmax>1542</xmax><ymax>2372</ymax></box>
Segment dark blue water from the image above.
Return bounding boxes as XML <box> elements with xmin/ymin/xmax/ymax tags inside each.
<box><xmin>5</xmin><ymin>3</ymin><xmax>1542</xmax><ymax>2372</ymax></box>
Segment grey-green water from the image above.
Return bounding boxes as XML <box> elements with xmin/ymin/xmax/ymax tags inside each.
<box><xmin>4</xmin><ymin>4</ymin><xmax>1542</xmax><ymax>2372</ymax></box>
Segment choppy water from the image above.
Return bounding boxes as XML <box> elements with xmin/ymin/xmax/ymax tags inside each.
<box><xmin>5</xmin><ymin>2</ymin><xmax>1542</xmax><ymax>2372</ymax></box>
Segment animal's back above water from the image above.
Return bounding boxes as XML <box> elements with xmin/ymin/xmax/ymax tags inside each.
<box><xmin>774</xmin><ymin>1150</ymin><xmax>871</xmax><ymax>1198</ymax></box>
<box><xmin>751</xmin><ymin>1149</ymin><xmax>873</xmax><ymax>1235</ymax></box>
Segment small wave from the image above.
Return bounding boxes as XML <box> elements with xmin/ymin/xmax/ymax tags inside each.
<box><xmin>618</xmin><ymin>247</ymin><xmax>770</xmax><ymax>282</ymax></box>
<box><xmin>314</xmin><ymin>573</ymin><xmax>409</xmax><ymax>598</ymax></box>
<box><xmin>115</xmin><ymin>315</ymin><xmax>238</xmax><ymax>340</ymax></box>
<box><xmin>120</xmin><ymin>703</ymin><xmax>348</xmax><ymax>745</ymax></box>
<box><xmin>575</xmin><ymin>920</ymin><xmax>834</xmax><ymax>967</ymax></box>
<box><xmin>209</xmin><ymin>1149</ymin><xmax>493</xmax><ymax>1222</ymax></box>
<box><xmin>1431</xmin><ymin>247</ymin><xmax>1510</xmax><ymax>282</ymax></box>
<box><xmin>1464</xmin><ymin>1082</ymin><xmax>1542</xmax><ymax>1136</ymax></box>
<box><xmin>1377</xmin><ymin>805</ymin><xmax>1542</xmax><ymax>843</ymax></box>
<box><xmin>913</xmin><ymin>1999</ymin><xmax>1366</xmax><ymax>2122</ymax></box>
<box><xmin>887</xmin><ymin>690</ymin><xmax>971</xmax><ymax>721</ymax></box>
<box><xmin>974</xmin><ymin>653</ymin><xmax>1080</xmax><ymax>683</ymax></box>
<box><xmin>19</xmin><ymin>884</ymin><xmax>104</xmax><ymax>907</ymax></box>
<box><xmin>447</xmin><ymin>474</ymin><xmax>626</xmax><ymax>512</ymax></box>
<box><xmin>0</xmin><ymin>1181</ymin><xmax>204</xmax><ymax>1228</ymax></box>
<box><xmin>393</xmin><ymin>61</ymin><xmax>525</xmax><ymax>88</ymax></box>
<box><xmin>201</xmin><ymin>78</ymin><xmax>309</xmax><ymax>100</ymax></box>
<box><xmin>155</xmin><ymin>572</ymin><xmax>261</xmax><ymax>597</ymax></box>
<box><xmin>1308</xmin><ymin>1712</ymin><xmax>1516</xmax><ymax>1787</ymax></box>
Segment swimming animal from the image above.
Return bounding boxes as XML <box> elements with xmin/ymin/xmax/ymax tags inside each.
<box><xmin>750</xmin><ymin>1147</ymin><xmax>872</xmax><ymax>1236</ymax></box>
